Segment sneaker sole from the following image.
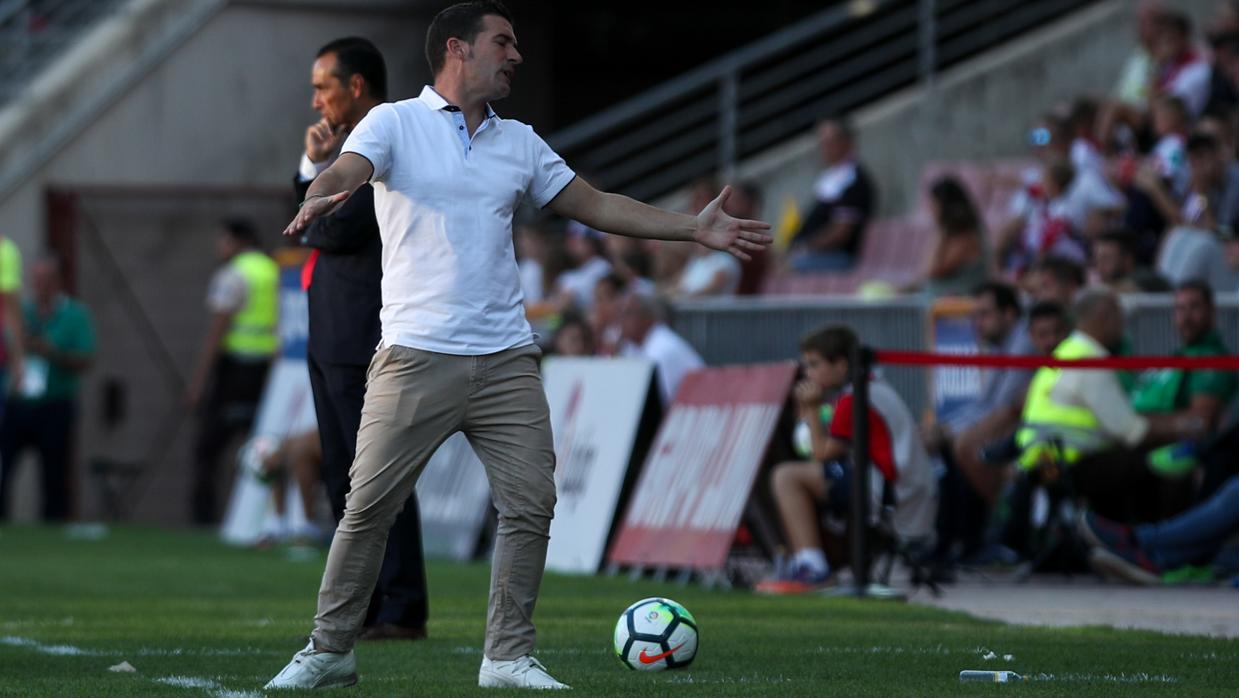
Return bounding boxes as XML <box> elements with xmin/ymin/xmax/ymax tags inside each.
<box><xmin>478</xmin><ymin>669</ymin><xmax>569</xmax><ymax>690</ymax></box>
<box><xmin>264</xmin><ymin>672</ymin><xmax>357</xmax><ymax>690</ymax></box>
<box><xmin>1076</xmin><ymin>515</ymin><xmax>1112</xmax><ymax>551</ymax></box>
<box><xmin>1088</xmin><ymin>548</ymin><xmax>1160</xmax><ymax>586</ymax></box>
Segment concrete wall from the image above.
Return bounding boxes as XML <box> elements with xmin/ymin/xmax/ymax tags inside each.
<box><xmin>0</xmin><ymin>0</ymin><xmax>554</xmax><ymax>524</ymax></box>
<box><xmin>729</xmin><ymin>0</ymin><xmax>1219</xmax><ymax>225</ymax></box>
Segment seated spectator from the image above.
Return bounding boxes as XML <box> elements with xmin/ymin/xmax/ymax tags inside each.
<box><xmin>1156</xmin><ymin>225</ymin><xmax>1230</xmax><ymax>289</ymax></box>
<box><xmin>930</xmin><ymin>283</ymin><xmax>1039</xmax><ymax>505</ymax></box>
<box><xmin>1026</xmin><ymin>300</ymin><xmax>1072</xmax><ymax>356</ymax></box>
<box><xmin>911</xmin><ymin>176</ymin><xmax>988</xmax><ymax>298</ymax></box>
<box><xmin>1027</xmin><ymin>255</ymin><xmax>1086</xmax><ymax>306</ymax></box>
<box><xmin>1001</xmin><ymin>160</ymin><xmax>1089</xmax><ymax>272</ymax></box>
<box><xmin>1112</xmin><ymin>1</ymin><xmax>1164</xmax><ymax>109</ymax></box>
<box><xmin>1150</xmin><ymin>10</ymin><xmax>1212</xmax><ymax>119</ymax></box>
<box><xmin>1131</xmin><ymin>280</ymin><xmax>1237</xmax><ymax>436</ymax></box>
<box><xmin>726</xmin><ymin>181</ymin><xmax>769</xmax><ymax>295</ymax></box>
<box><xmin>527</xmin><ymin>221</ymin><xmax>612</xmax><ymax>324</ymax></box>
<box><xmin>590</xmin><ymin>274</ymin><xmax>626</xmax><ymax>356</ymax></box>
<box><xmin>1016</xmin><ymin>289</ymin><xmax>1206</xmax><ymax>523</ymax></box>
<box><xmin>1138</xmin><ymin>132</ymin><xmax>1239</xmax><ymax>232</ymax></box>
<box><xmin>1092</xmin><ymin>231</ymin><xmax>1170</xmax><ymax>293</ymax></box>
<box><xmin>757</xmin><ymin>325</ymin><xmax>937</xmax><ymax>593</ymax></box>
<box><xmin>249</xmin><ymin>429</ymin><xmax>325</xmax><ymax>546</ymax></box>
<box><xmin>671</xmin><ymin>240</ymin><xmax>741</xmax><ymax>299</ymax></box>
<box><xmin>515</xmin><ymin>223</ymin><xmax>550</xmax><ymax>305</ymax></box>
<box><xmin>787</xmin><ymin>117</ymin><xmax>876</xmax><ymax>273</ymax></box>
<box><xmin>1068</xmin><ymin>97</ymin><xmax>1106</xmax><ymax>177</ymax></box>
<box><xmin>1219</xmin><ymin>229</ymin><xmax>1239</xmax><ymax>292</ymax></box>
<box><xmin>553</xmin><ymin>221</ymin><xmax>612</xmax><ymax>311</ymax></box>
<box><xmin>617</xmin><ymin>292</ymin><xmax>703</xmax><ymax>404</ymax></box>
<box><xmin>1080</xmin><ymin>474</ymin><xmax>1239</xmax><ymax>585</ymax></box>
<box><xmin>550</xmin><ymin>312</ymin><xmax>596</xmax><ymax>357</ymax></box>
<box><xmin>1148</xmin><ymin>95</ymin><xmax>1192</xmax><ymax>198</ymax></box>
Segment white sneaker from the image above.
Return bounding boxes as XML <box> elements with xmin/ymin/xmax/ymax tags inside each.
<box><xmin>264</xmin><ymin>641</ymin><xmax>357</xmax><ymax>690</ymax></box>
<box><xmin>478</xmin><ymin>655</ymin><xmax>570</xmax><ymax>690</ymax></box>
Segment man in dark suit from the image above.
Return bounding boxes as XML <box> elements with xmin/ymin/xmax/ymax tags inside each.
<box><xmin>295</xmin><ymin>36</ymin><xmax>428</xmax><ymax>640</ymax></box>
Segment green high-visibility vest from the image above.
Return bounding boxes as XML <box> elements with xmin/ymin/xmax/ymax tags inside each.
<box><xmin>1015</xmin><ymin>333</ymin><xmax>1106</xmax><ymax>470</ymax></box>
<box><xmin>223</xmin><ymin>250</ymin><xmax>279</xmax><ymax>357</ymax></box>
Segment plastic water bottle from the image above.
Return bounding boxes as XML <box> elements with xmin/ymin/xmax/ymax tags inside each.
<box><xmin>959</xmin><ymin>671</ymin><xmax>1025</xmax><ymax>683</ymax></box>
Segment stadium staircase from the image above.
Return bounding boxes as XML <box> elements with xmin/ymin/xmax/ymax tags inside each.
<box><xmin>545</xmin><ymin>0</ymin><xmax>1106</xmax><ymax>295</ymax></box>
<box><xmin>0</xmin><ymin>0</ymin><xmax>227</xmax><ymax>202</ymax></box>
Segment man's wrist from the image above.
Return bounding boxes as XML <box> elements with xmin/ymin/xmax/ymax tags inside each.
<box><xmin>300</xmin><ymin>193</ymin><xmax>326</xmax><ymax>209</ymax></box>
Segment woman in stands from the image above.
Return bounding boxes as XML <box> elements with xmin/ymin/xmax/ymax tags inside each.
<box><xmin>910</xmin><ymin>176</ymin><xmax>988</xmax><ymax>298</ymax></box>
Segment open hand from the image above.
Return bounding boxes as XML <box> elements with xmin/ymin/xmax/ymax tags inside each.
<box><xmin>283</xmin><ymin>192</ymin><xmax>350</xmax><ymax>236</ymax></box>
<box><xmin>693</xmin><ymin>186</ymin><xmax>772</xmax><ymax>261</ymax></box>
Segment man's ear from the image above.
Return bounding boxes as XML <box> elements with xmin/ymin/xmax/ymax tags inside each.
<box><xmin>349</xmin><ymin>74</ymin><xmax>366</xmax><ymax>99</ymax></box>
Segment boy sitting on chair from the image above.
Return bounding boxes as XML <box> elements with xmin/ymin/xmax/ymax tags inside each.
<box><xmin>757</xmin><ymin>325</ymin><xmax>938</xmax><ymax>594</ymax></box>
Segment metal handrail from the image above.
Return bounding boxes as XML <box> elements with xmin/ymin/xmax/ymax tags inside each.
<box><xmin>548</xmin><ymin>0</ymin><xmax>1100</xmax><ymax>203</ymax></box>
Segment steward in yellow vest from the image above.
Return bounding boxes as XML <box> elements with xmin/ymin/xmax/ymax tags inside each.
<box><xmin>185</xmin><ymin>219</ymin><xmax>280</xmax><ymax>524</ymax></box>
<box><xmin>1014</xmin><ymin>290</ymin><xmax>1204</xmax><ymax>522</ymax></box>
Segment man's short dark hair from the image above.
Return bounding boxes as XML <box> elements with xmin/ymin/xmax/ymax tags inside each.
<box><xmin>819</xmin><ymin>114</ymin><xmax>855</xmax><ymax>142</ymax></box>
<box><xmin>799</xmin><ymin>325</ymin><xmax>857</xmax><ymax>362</ymax></box>
<box><xmin>1177</xmin><ymin>278</ymin><xmax>1215</xmax><ymax>308</ymax></box>
<box><xmin>596</xmin><ymin>273</ymin><xmax>628</xmax><ymax>296</ymax></box>
<box><xmin>972</xmin><ymin>281</ymin><xmax>1022</xmax><ymax>317</ymax></box>
<box><xmin>1095</xmin><ymin>230</ymin><xmax>1137</xmax><ymax>255</ymax></box>
<box><xmin>221</xmin><ymin>217</ymin><xmax>259</xmax><ymax>247</ymax></box>
<box><xmin>1035</xmin><ymin>256</ymin><xmax>1086</xmax><ymax>288</ymax></box>
<box><xmin>425</xmin><ymin>1</ymin><xmax>513</xmax><ymax>77</ymax></box>
<box><xmin>1028</xmin><ymin>300</ymin><xmax>1067</xmax><ymax>325</ymax></box>
<box><xmin>317</xmin><ymin>37</ymin><xmax>387</xmax><ymax>101</ymax></box>
<box><xmin>1187</xmin><ymin>132</ymin><xmax>1222</xmax><ymax>156</ymax></box>
<box><xmin>1155</xmin><ymin>10</ymin><xmax>1192</xmax><ymax>38</ymax></box>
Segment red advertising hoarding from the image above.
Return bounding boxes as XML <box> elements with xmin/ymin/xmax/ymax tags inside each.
<box><xmin>608</xmin><ymin>362</ymin><xmax>797</xmax><ymax>570</ymax></box>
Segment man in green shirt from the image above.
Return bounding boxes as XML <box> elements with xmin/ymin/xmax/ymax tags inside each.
<box><xmin>0</xmin><ymin>235</ymin><xmax>24</xmax><ymax>404</ymax></box>
<box><xmin>1132</xmin><ymin>280</ymin><xmax>1236</xmax><ymax>431</ymax></box>
<box><xmin>0</xmin><ymin>257</ymin><xmax>95</xmax><ymax>521</ymax></box>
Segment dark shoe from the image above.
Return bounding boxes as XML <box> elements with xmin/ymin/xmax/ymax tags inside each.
<box><xmin>358</xmin><ymin>623</ymin><xmax>427</xmax><ymax>641</ymax></box>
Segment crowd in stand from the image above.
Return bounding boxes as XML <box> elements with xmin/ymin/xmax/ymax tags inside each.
<box><xmin>516</xmin><ymin>1</ymin><xmax>1239</xmax><ymax>589</ymax></box>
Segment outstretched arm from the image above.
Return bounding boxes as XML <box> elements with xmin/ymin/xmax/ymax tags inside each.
<box><xmin>283</xmin><ymin>153</ymin><xmax>374</xmax><ymax>236</ymax></box>
<box><xmin>546</xmin><ymin>177</ymin><xmax>772</xmax><ymax>261</ymax></box>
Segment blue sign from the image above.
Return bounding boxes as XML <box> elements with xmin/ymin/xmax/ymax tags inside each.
<box><xmin>278</xmin><ymin>265</ymin><xmax>308</xmax><ymax>361</ymax></box>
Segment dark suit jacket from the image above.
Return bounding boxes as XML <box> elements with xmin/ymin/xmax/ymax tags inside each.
<box><xmin>294</xmin><ymin>176</ymin><xmax>383</xmax><ymax>366</ymax></box>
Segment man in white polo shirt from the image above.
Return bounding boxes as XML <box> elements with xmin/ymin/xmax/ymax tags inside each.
<box><xmin>265</xmin><ymin>1</ymin><xmax>770</xmax><ymax>691</ymax></box>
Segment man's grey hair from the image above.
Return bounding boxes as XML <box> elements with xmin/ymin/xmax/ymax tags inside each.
<box><xmin>1073</xmin><ymin>286</ymin><xmax>1121</xmax><ymax>323</ymax></box>
<box><xmin>625</xmin><ymin>291</ymin><xmax>667</xmax><ymax>323</ymax></box>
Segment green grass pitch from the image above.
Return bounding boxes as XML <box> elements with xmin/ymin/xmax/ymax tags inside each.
<box><xmin>1</xmin><ymin>525</ymin><xmax>1236</xmax><ymax>696</ymax></box>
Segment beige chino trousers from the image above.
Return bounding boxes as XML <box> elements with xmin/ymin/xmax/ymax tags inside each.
<box><xmin>311</xmin><ymin>343</ymin><xmax>556</xmax><ymax>660</ymax></box>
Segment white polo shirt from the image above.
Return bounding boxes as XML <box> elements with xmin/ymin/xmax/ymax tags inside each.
<box><xmin>341</xmin><ymin>86</ymin><xmax>576</xmax><ymax>355</ymax></box>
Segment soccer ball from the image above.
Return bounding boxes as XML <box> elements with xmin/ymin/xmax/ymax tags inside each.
<box><xmin>613</xmin><ymin>597</ymin><xmax>698</xmax><ymax>671</ymax></box>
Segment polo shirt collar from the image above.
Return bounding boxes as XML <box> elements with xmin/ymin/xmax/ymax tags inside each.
<box><xmin>418</xmin><ymin>85</ymin><xmax>496</xmax><ymax>119</ymax></box>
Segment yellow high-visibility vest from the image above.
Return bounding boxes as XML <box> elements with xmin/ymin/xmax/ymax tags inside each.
<box><xmin>223</xmin><ymin>250</ymin><xmax>279</xmax><ymax>358</ymax></box>
<box><xmin>1015</xmin><ymin>333</ymin><xmax>1107</xmax><ymax>469</ymax></box>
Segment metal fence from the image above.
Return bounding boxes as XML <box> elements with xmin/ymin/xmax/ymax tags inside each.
<box><xmin>0</xmin><ymin>0</ymin><xmax>127</xmax><ymax>105</ymax></box>
<box><xmin>671</xmin><ymin>295</ymin><xmax>1239</xmax><ymax>415</ymax></box>
<box><xmin>547</xmin><ymin>0</ymin><xmax>1100</xmax><ymax>203</ymax></box>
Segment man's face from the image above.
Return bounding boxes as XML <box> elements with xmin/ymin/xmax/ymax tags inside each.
<box><xmin>817</xmin><ymin>122</ymin><xmax>851</xmax><ymax>165</ymax></box>
<box><xmin>1029</xmin><ymin>316</ymin><xmax>1069</xmax><ymax>355</ymax></box>
<box><xmin>460</xmin><ymin>14</ymin><xmax>522</xmax><ymax>102</ymax></box>
<box><xmin>618</xmin><ymin>296</ymin><xmax>651</xmax><ymax>343</ymax></box>
<box><xmin>1095</xmin><ymin>298</ymin><xmax>1126</xmax><ymax>350</ymax></box>
<box><xmin>593</xmin><ymin>281</ymin><xmax>621</xmax><ymax>325</ymax></box>
<box><xmin>1153</xmin><ymin>26</ymin><xmax>1187</xmax><ymax>63</ymax></box>
<box><xmin>1031</xmin><ymin>270</ymin><xmax>1077</xmax><ymax>306</ymax></box>
<box><xmin>1190</xmin><ymin>149</ymin><xmax>1225</xmax><ymax>190</ymax></box>
<box><xmin>971</xmin><ymin>293</ymin><xmax>1015</xmax><ymax>346</ymax></box>
<box><xmin>311</xmin><ymin>53</ymin><xmax>357</xmax><ymax>128</ymax></box>
<box><xmin>1173</xmin><ymin>288</ymin><xmax>1213</xmax><ymax>345</ymax></box>
<box><xmin>1093</xmin><ymin>242</ymin><xmax>1131</xmax><ymax>284</ymax></box>
<box><xmin>1226</xmin><ymin>239</ymin><xmax>1239</xmax><ymax>271</ymax></box>
<box><xmin>802</xmin><ymin>351</ymin><xmax>849</xmax><ymax>393</ymax></box>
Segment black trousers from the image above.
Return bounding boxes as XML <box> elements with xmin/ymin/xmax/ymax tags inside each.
<box><xmin>0</xmin><ymin>398</ymin><xmax>76</xmax><ymax>521</ymax></box>
<box><xmin>192</xmin><ymin>355</ymin><xmax>270</xmax><ymax>524</ymax></box>
<box><xmin>1072</xmin><ymin>448</ymin><xmax>1194</xmax><ymax>524</ymax></box>
<box><xmin>308</xmin><ymin>350</ymin><xmax>428</xmax><ymax>629</ymax></box>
